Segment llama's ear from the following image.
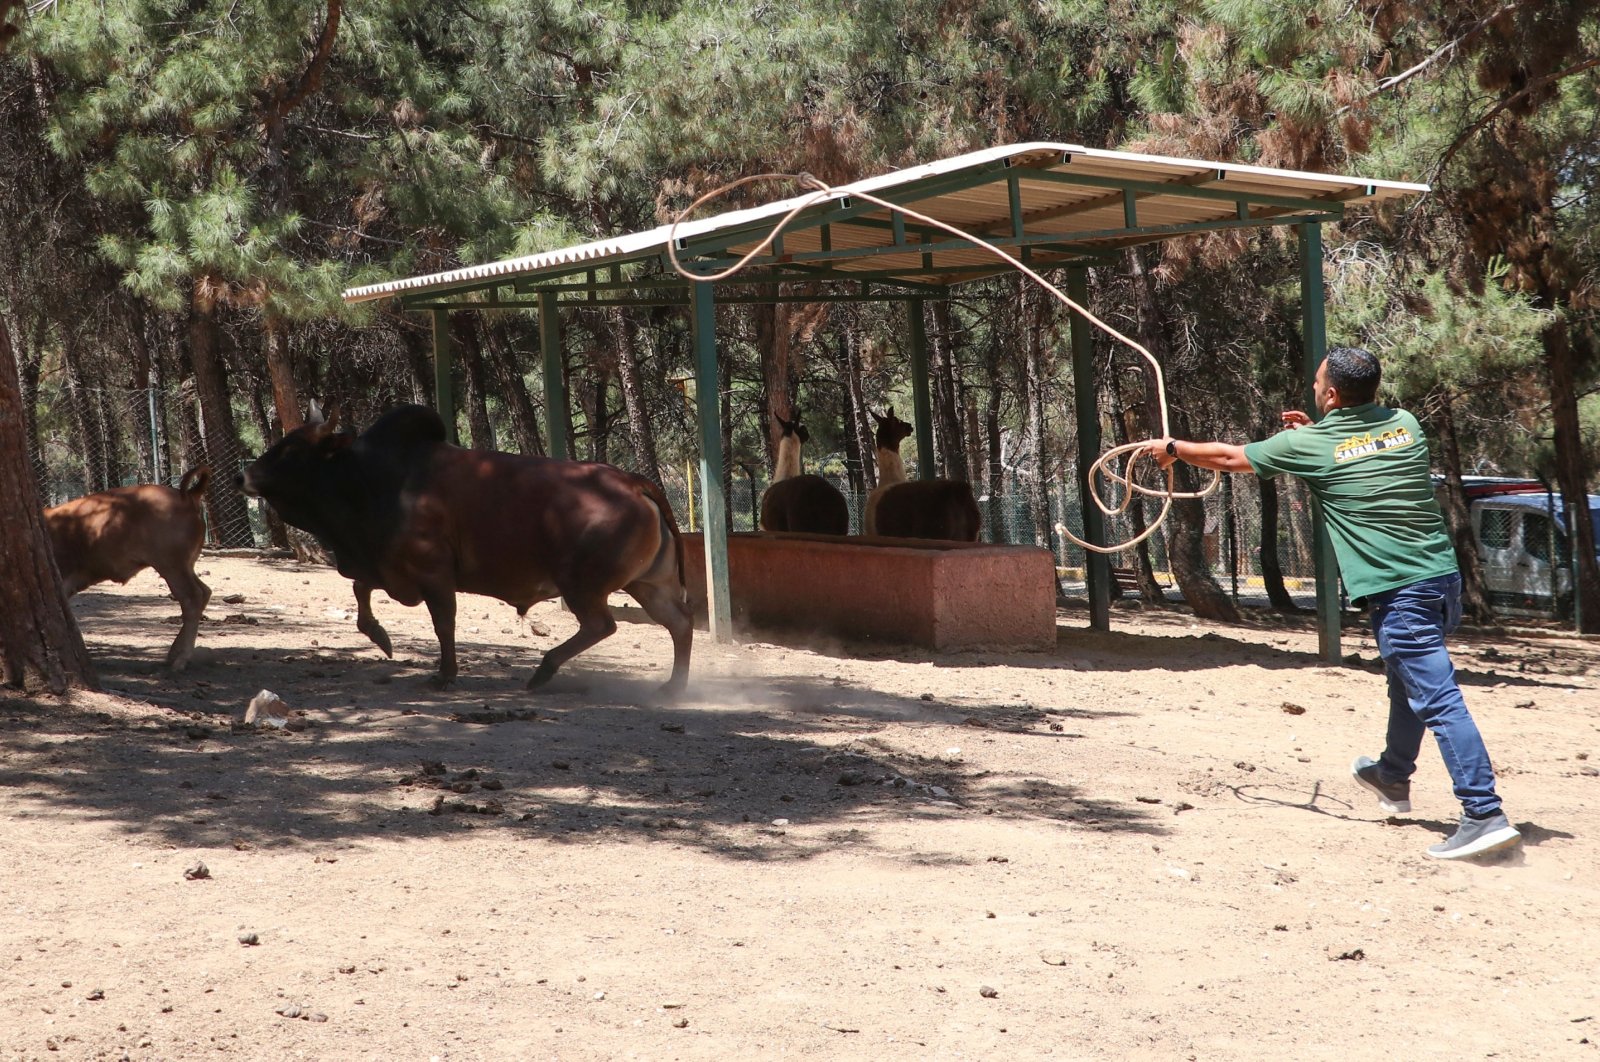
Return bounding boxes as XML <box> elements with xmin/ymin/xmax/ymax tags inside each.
<box><xmin>870</xmin><ymin>409</ymin><xmax>884</xmax><ymax>425</ymax></box>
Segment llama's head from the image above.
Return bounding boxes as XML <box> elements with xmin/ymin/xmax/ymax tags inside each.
<box><xmin>870</xmin><ymin>408</ymin><xmax>912</xmax><ymax>452</ymax></box>
<box><xmin>775</xmin><ymin>411</ymin><xmax>809</xmax><ymax>445</ymax></box>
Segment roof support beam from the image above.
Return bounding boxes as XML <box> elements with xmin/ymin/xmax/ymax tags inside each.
<box><xmin>539</xmin><ymin>290</ymin><xmax>570</xmax><ymax>460</ymax></box>
<box><xmin>1298</xmin><ymin>221</ymin><xmax>1341</xmax><ymax>663</ymax></box>
<box><xmin>1022</xmin><ymin>168</ymin><xmax>1351</xmax><ymax>215</ymax></box>
<box><xmin>1067</xmin><ymin>265</ymin><xmax>1110</xmax><ymax>631</ymax></box>
<box><xmin>691</xmin><ymin>281</ymin><xmax>733</xmax><ymax>643</ymax></box>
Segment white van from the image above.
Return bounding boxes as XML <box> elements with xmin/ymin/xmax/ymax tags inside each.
<box><xmin>1450</xmin><ymin>478</ymin><xmax>1600</xmax><ymax>619</ymax></box>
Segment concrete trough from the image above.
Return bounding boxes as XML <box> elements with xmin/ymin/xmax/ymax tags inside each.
<box><xmin>680</xmin><ymin>531</ymin><xmax>1057</xmax><ymax>652</ymax></box>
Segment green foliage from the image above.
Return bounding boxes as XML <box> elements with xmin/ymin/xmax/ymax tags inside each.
<box><xmin>1328</xmin><ymin>251</ymin><xmax>1550</xmax><ymax>399</ymax></box>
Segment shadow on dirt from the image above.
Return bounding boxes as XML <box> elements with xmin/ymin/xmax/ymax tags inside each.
<box><xmin>6</xmin><ymin>595</ymin><xmax>1169</xmax><ymax>866</ymax></box>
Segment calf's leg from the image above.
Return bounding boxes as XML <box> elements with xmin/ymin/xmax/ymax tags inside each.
<box><xmin>156</xmin><ymin>564</ymin><xmax>211</xmax><ymax>672</ymax></box>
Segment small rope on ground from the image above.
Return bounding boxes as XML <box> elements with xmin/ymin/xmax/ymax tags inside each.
<box><xmin>665</xmin><ymin>172</ymin><xmax>1220</xmax><ymax>554</ymax></box>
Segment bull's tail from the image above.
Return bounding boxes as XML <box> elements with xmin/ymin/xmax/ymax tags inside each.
<box><xmin>178</xmin><ymin>466</ymin><xmax>211</xmax><ymax>498</ymax></box>
<box><xmin>638</xmin><ymin>478</ymin><xmax>686</xmax><ymax>595</ymax></box>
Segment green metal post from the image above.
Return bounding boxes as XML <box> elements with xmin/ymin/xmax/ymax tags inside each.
<box><xmin>431</xmin><ymin>309</ymin><xmax>458</xmax><ymax>445</ymax></box>
<box><xmin>1068</xmin><ymin>267</ymin><xmax>1110</xmax><ymax>631</ymax></box>
<box><xmin>1300</xmin><ymin>222</ymin><xmax>1342</xmax><ymax>662</ymax></box>
<box><xmin>906</xmin><ymin>299</ymin><xmax>936</xmax><ymax>479</ymax></box>
<box><xmin>692</xmin><ymin>282</ymin><xmax>733</xmax><ymax>643</ymax></box>
<box><xmin>538</xmin><ymin>290</ymin><xmax>569</xmax><ymax>460</ymax></box>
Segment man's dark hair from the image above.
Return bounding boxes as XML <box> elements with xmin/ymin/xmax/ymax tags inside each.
<box><xmin>1325</xmin><ymin>346</ymin><xmax>1381</xmax><ymax>405</ymax></box>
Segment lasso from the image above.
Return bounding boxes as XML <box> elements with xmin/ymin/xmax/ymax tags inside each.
<box><xmin>665</xmin><ymin>173</ymin><xmax>1221</xmax><ymax>554</ymax></box>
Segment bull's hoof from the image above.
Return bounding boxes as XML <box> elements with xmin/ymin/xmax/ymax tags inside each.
<box><xmin>424</xmin><ymin>673</ymin><xmax>456</xmax><ymax>691</ymax></box>
<box><xmin>525</xmin><ymin>670</ymin><xmax>555</xmax><ymax>692</ymax></box>
<box><xmin>656</xmin><ymin>676</ymin><xmax>688</xmax><ymax>699</ymax></box>
<box><xmin>360</xmin><ymin>625</ymin><xmax>394</xmax><ymax>658</ymax></box>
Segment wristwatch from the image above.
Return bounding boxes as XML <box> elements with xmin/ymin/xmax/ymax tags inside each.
<box><xmin>1165</xmin><ymin>440</ymin><xmax>1178</xmax><ymax>457</ymax></box>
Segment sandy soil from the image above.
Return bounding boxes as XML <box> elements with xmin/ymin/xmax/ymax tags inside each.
<box><xmin>2</xmin><ymin>553</ymin><xmax>1598</xmax><ymax>1062</ymax></box>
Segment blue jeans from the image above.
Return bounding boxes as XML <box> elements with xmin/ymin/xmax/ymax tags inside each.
<box><xmin>1368</xmin><ymin>572</ymin><xmax>1502</xmax><ymax>818</ymax></box>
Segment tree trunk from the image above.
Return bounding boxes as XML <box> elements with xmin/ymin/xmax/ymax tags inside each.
<box><xmin>9</xmin><ymin>310</ymin><xmax>47</xmax><ymax>492</ymax></box>
<box><xmin>929</xmin><ymin>299</ymin><xmax>969</xmax><ymax>481</ymax></box>
<box><xmin>1433</xmin><ymin>392</ymin><xmax>1494</xmax><ymax>624</ymax></box>
<box><xmin>1257</xmin><ymin>475</ymin><xmax>1300</xmax><ymax>611</ymax></box>
<box><xmin>0</xmin><ymin>314</ymin><xmax>96</xmax><ymax>692</ymax></box>
<box><xmin>453</xmin><ymin>316</ymin><xmax>497</xmax><ymax>451</ymax></box>
<box><xmin>755</xmin><ymin>297</ymin><xmax>794</xmax><ymax>471</ymax></box>
<box><xmin>187</xmin><ymin>285</ymin><xmax>254</xmax><ymax>546</ymax></box>
<box><xmin>262</xmin><ymin>314</ymin><xmax>303</xmax><ymax>433</ymax></box>
<box><xmin>611</xmin><ymin>307</ymin><xmax>661</xmax><ymax>484</ymax></box>
<box><xmin>94</xmin><ymin>383</ymin><xmax>125</xmax><ymax>488</ymax></box>
<box><xmin>841</xmin><ymin>328</ymin><xmax>875</xmax><ymax>492</ymax></box>
<box><xmin>245</xmin><ymin>387</ymin><xmax>291</xmax><ymax>549</ymax></box>
<box><xmin>484</xmin><ymin>321</ymin><xmax>544</xmax><ymax>456</ymax></box>
<box><xmin>963</xmin><ymin>387</ymin><xmax>985</xmax><ymax>509</ymax></box>
<box><xmin>579</xmin><ymin>364</ymin><xmax>612</xmax><ymax>465</ymax></box>
<box><xmin>1113</xmin><ymin>408</ymin><xmax>1158</xmax><ymax>601</ymax></box>
<box><xmin>126</xmin><ymin>307</ymin><xmax>157</xmax><ymax>480</ymax></box>
<box><xmin>984</xmin><ymin>344</ymin><xmax>1005</xmax><ymax>544</ymax></box>
<box><xmin>399</xmin><ymin>320</ymin><xmax>434</xmax><ymax>406</ymax></box>
<box><xmin>60</xmin><ymin>333</ymin><xmax>102</xmax><ymax>493</ymax></box>
<box><xmin>1542</xmin><ymin>318</ymin><xmax>1599</xmax><ymax>631</ymax></box>
<box><xmin>1127</xmin><ymin>246</ymin><xmax>1238</xmax><ymax>621</ymax></box>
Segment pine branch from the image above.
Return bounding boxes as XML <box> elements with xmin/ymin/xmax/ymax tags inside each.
<box><xmin>1337</xmin><ymin>1</ymin><xmax>1525</xmax><ymax>115</ymax></box>
<box><xmin>1432</xmin><ymin>54</ymin><xmax>1600</xmax><ymax>182</ymax></box>
<box><xmin>270</xmin><ymin>0</ymin><xmax>342</xmax><ymax>124</ymax></box>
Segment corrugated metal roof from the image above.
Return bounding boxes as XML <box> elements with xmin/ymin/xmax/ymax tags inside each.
<box><xmin>342</xmin><ymin>142</ymin><xmax>1428</xmax><ymax>305</ymax></box>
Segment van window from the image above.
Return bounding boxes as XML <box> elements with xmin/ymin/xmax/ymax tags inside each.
<box><xmin>1524</xmin><ymin>514</ymin><xmax>1553</xmax><ymax>562</ymax></box>
<box><xmin>1480</xmin><ymin>508</ymin><xmax>1514</xmax><ymax>549</ymax></box>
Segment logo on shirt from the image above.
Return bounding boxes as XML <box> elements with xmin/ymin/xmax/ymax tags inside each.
<box><xmin>1333</xmin><ymin>426</ymin><xmax>1416</xmax><ymax>464</ymax></box>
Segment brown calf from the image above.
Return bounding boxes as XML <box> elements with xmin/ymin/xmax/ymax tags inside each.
<box><xmin>45</xmin><ymin>468</ymin><xmax>212</xmax><ymax>671</ymax></box>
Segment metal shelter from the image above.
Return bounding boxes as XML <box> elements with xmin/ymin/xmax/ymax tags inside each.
<box><xmin>342</xmin><ymin>142</ymin><xmax>1428</xmax><ymax>661</ymax></box>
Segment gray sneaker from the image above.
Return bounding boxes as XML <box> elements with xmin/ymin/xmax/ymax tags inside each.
<box><xmin>1351</xmin><ymin>755</ymin><xmax>1411</xmax><ymax>814</ymax></box>
<box><xmin>1427</xmin><ymin>811</ymin><xmax>1521</xmax><ymax>860</ymax></box>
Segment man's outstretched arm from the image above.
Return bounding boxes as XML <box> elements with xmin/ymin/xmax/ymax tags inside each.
<box><xmin>1141</xmin><ymin>438</ymin><xmax>1254</xmax><ymax>474</ymax></box>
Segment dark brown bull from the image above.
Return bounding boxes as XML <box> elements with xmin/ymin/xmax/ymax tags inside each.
<box><xmin>237</xmin><ymin>405</ymin><xmax>692</xmax><ymax>694</ymax></box>
<box><xmin>865</xmin><ymin>408</ymin><xmax>981</xmax><ymax>542</ymax></box>
<box><xmin>759</xmin><ymin>411</ymin><xmax>849</xmax><ymax>535</ymax></box>
<box><xmin>45</xmin><ymin>468</ymin><xmax>212</xmax><ymax>671</ymax></box>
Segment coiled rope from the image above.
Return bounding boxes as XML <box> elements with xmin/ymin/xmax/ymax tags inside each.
<box><xmin>665</xmin><ymin>172</ymin><xmax>1220</xmax><ymax>554</ymax></box>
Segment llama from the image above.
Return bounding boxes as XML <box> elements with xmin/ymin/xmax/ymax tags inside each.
<box><xmin>759</xmin><ymin>412</ymin><xmax>850</xmax><ymax>535</ymax></box>
<box><xmin>865</xmin><ymin>408</ymin><xmax>981</xmax><ymax>541</ymax></box>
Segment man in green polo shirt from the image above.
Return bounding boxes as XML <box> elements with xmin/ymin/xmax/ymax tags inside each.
<box><xmin>1143</xmin><ymin>346</ymin><xmax>1520</xmax><ymax>860</ymax></box>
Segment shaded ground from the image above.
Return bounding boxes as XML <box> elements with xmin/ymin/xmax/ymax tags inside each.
<box><xmin>2</xmin><ymin>554</ymin><xmax>1597</xmax><ymax>1060</ymax></box>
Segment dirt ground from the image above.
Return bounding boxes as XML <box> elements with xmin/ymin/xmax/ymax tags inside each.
<box><xmin>2</xmin><ymin>553</ymin><xmax>1598</xmax><ymax>1062</ymax></box>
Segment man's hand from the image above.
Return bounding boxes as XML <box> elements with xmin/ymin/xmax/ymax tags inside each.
<box><xmin>1143</xmin><ymin>437</ymin><xmax>1178</xmax><ymax>470</ymax></box>
<box><xmin>1281</xmin><ymin>410</ymin><xmax>1312</xmax><ymax>430</ymax></box>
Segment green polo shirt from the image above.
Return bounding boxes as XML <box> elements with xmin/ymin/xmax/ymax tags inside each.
<box><xmin>1243</xmin><ymin>404</ymin><xmax>1457</xmax><ymax>602</ymax></box>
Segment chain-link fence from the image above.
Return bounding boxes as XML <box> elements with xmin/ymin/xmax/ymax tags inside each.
<box><xmin>28</xmin><ymin>385</ymin><xmax>267</xmax><ymax>549</ymax></box>
<box><xmin>28</xmin><ymin>387</ymin><xmax>1322</xmax><ymax>606</ymax></box>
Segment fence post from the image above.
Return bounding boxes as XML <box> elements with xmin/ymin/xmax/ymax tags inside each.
<box><xmin>147</xmin><ymin>387</ymin><xmax>163</xmax><ymax>483</ymax></box>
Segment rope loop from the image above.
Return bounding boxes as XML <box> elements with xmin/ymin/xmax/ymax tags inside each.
<box><xmin>665</xmin><ymin>173</ymin><xmax>1220</xmax><ymax>555</ymax></box>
